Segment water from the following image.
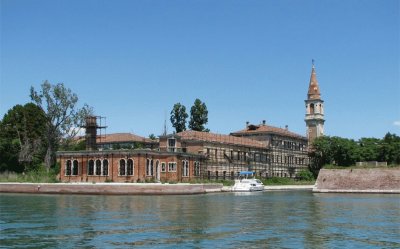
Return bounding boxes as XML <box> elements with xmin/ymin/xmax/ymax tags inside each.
<box><xmin>0</xmin><ymin>191</ymin><xmax>399</xmax><ymax>249</ymax></box>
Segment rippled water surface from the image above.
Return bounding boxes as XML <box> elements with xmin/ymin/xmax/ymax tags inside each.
<box><xmin>1</xmin><ymin>191</ymin><xmax>399</xmax><ymax>248</ymax></box>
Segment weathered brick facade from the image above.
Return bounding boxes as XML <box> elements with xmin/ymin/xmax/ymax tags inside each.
<box><xmin>58</xmin><ymin>150</ymin><xmax>204</xmax><ymax>183</ymax></box>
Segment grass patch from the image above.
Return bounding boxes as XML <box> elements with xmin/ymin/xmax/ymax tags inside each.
<box><xmin>261</xmin><ymin>177</ymin><xmax>315</xmax><ymax>186</ymax></box>
<box><xmin>0</xmin><ymin>167</ymin><xmax>59</xmax><ymax>183</ymax></box>
<box><xmin>186</xmin><ymin>179</ymin><xmax>235</xmax><ymax>186</ymax></box>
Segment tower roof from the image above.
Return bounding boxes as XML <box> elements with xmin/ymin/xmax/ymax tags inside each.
<box><xmin>307</xmin><ymin>62</ymin><xmax>321</xmax><ymax>100</ymax></box>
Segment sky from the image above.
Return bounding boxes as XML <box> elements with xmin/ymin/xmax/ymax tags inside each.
<box><xmin>1</xmin><ymin>0</ymin><xmax>399</xmax><ymax>140</ymax></box>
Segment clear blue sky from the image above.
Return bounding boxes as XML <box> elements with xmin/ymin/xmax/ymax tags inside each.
<box><xmin>1</xmin><ymin>0</ymin><xmax>399</xmax><ymax>140</ymax></box>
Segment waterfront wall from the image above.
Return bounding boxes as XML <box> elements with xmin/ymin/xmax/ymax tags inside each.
<box><xmin>0</xmin><ymin>183</ymin><xmax>223</xmax><ymax>195</ymax></box>
<box><xmin>313</xmin><ymin>168</ymin><xmax>400</xmax><ymax>193</ymax></box>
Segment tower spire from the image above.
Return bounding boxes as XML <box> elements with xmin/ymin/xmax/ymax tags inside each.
<box><xmin>305</xmin><ymin>61</ymin><xmax>325</xmax><ymax>146</ymax></box>
<box><xmin>307</xmin><ymin>60</ymin><xmax>321</xmax><ymax>100</ymax></box>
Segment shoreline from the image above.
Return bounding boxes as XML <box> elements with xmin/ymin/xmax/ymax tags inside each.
<box><xmin>0</xmin><ymin>182</ymin><xmax>316</xmax><ymax>195</ymax></box>
<box><xmin>2</xmin><ymin>181</ymin><xmax>398</xmax><ymax>195</ymax></box>
<box><xmin>0</xmin><ymin>182</ymin><xmax>223</xmax><ymax>195</ymax></box>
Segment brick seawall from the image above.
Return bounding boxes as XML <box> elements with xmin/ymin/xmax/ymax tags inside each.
<box><xmin>0</xmin><ymin>183</ymin><xmax>223</xmax><ymax>195</ymax></box>
<box><xmin>313</xmin><ymin>168</ymin><xmax>400</xmax><ymax>193</ymax></box>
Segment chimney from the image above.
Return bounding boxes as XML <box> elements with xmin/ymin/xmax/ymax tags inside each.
<box><xmin>85</xmin><ymin>116</ymin><xmax>97</xmax><ymax>151</ymax></box>
<box><xmin>246</xmin><ymin>121</ymin><xmax>249</xmax><ymax>128</ymax></box>
<box><xmin>262</xmin><ymin>120</ymin><xmax>266</xmax><ymax>125</ymax></box>
<box><xmin>285</xmin><ymin>125</ymin><xmax>288</xmax><ymax>130</ymax></box>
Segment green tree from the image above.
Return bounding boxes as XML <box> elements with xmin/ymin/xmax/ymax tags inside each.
<box><xmin>379</xmin><ymin>133</ymin><xmax>400</xmax><ymax>164</ymax></box>
<box><xmin>30</xmin><ymin>81</ymin><xmax>93</xmax><ymax>170</ymax></box>
<box><xmin>189</xmin><ymin>99</ymin><xmax>209</xmax><ymax>131</ymax></box>
<box><xmin>330</xmin><ymin>136</ymin><xmax>358</xmax><ymax>166</ymax></box>
<box><xmin>297</xmin><ymin>169</ymin><xmax>314</xmax><ymax>181</ymax></box>
<box><xmin>309</xmin><ymin>136</ymin><xmax>333</xmax><ymax>177</ymax></box>
<box><xmin>170</xmin><ymin>103</ymin><xmax>188</xmax><ymax>133</ymax></box>
<box><xmin>149</xmin><ymin>134</ymin><xmax>157</xmax><ymax>140</ymax></box>
<box><xmin>0</xmin><ymin>103</ymin><xmax>47</xmax><ymax>172</ymax></box>
<box><xmin>358</xmin><ymin>137</ymin><xmax>380</xmax><ymax>162</ymax></box>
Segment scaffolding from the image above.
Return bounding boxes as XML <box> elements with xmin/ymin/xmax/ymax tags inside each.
<box><xmin>192</xmin><ymin>132</ymin><xmax>309</xmax><ymax>180</ymax></box>
<box><xmin>84</xmin><ymin>116</ymin><xmax>107</xmax><ymax>151</ymax></box>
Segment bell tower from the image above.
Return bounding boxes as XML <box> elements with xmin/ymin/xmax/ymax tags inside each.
<box><xmin>305</xmin><ymin>61</ymin><xmax>325</xmax><ymax>145</ymax></box>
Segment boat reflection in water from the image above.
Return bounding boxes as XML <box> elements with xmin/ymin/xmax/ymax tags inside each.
<box><xmin>232</xmin><ymin>171</ymin><xmax>264</xmax><ymax>192</ymax></box>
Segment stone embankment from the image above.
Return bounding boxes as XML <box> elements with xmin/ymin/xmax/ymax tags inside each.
<box><xmin>313</xmin><ymin>168</ymin><xmax>400</xmax><ymax>193</ymax></box>
<box><xmin>0</xmin><ymin>182</ymin><xmax>223</xmax><ymax>195</ymax></box>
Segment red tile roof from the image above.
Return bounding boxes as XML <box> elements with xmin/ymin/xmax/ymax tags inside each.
<box><xmin>177</xmin><ymin>130</ymin><xmax>267</xmax><ymax>149</ymax></box>
<box><xmin>97</xmin><ymin>133</ymin><xmax>155</xmax><ymax>144</ymax></box>
<box><xmin>231</xmin><ymin>124</ymin><xmax>306</xmax><ymax>140</ymax></box>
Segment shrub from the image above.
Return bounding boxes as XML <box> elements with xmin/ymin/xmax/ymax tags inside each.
<box><xmin>297</xmin><ymin>169</ymin><xmax>314</xmax><ymax>181</ymax></box>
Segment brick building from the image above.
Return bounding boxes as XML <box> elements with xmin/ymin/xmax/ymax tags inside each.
<box><xmin>230</xmin><ymin>121</ymin><xmax>309</xmax><ymax>178</ymax></box>
<box><xmin>58</xmin><ymin>149</ymin><xmax>204</xmax><ymax>183</ymax></box>
<box><xmin>57</xmin><ymin>63</ymin><xmax>323</xmax><ymax>183</ymax></box>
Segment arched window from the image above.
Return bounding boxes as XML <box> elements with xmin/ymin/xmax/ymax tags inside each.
<box><xmin>146</xmin><ymin>159</ymin><xmax>153</xmax><ymax>176</ymax></box>
<box><xmin>65</xmin><ymin>160</ymin><xmax>72</xmax><ymax>176</ymax></box>
<box><xmin>161</xmin><ymin>162</ymin><xmax>166</xmax><ymax>172</ymax></box>
<box><xmin>194</xmin><ymin>161</ymin><xmax>200</xmax><ymax>176</ymax></box>
<box><xmin>119</xmin><ymin>159</ymin><xmax>126</xmax><ymax>176</ymax></box>
<box><xmin>310</xmin><ymin>103</ymin><xmax>315</xmax><ymax>114</ymax></box>
<box><xmin>182</xmin><ymin>160</ymin><xmax>189</xmax><ymax>177</ymax></box>
<box><xmin>88</xmin><ymin>160</ymin><xmax>94</xmax><ymax>175</ymax></box>
<box><xmin>95</xmin><ymin>159</ymin><xmax>101</xmax><ymax>175</ymax></box>
<box><xmin>127</xmin><ymin>159</ymin><xmax>134</xmax><ymax>176</ymax></box>
<box><xmin>72</xmin><ymin>160</ymin><xmax>79</xmax><ymax>175</ymax></box>
<box><xmin>103</xmin><ymin>160</ymin><xmax>108</xmax><ymax>176</ymax></box>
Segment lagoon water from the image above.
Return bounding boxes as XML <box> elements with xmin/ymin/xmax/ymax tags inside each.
<box><xmin>0</xmin><ymin>191</ymin><xmax>399</xmax><ymax>248</ymax></box>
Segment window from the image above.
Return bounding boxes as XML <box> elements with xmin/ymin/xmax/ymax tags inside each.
<box><xmin>168</xmin><ymin>162</ymin><xmax>176</xmax><ymax>172</ymax></box>
<box><xmin>161</xmin><ymin>162</ymin><xmax>166</xmax><ymax>172</ymax></box>
<box><xmin>146</xmin><ymin>159</ymin><xmax>154</xmax><ymax>176</ymax></box>
<box><xmin>65</xmin><ymin>160</ymin><xmax>72</xmax><ymax>176</ymax></box>
<box><xmin>119</xmin><ymin>159</ymin><xmax>126</xmax><ymax>176</ymax></box>
<box><xmin>127</xmin><ymin>159</ymin><xmax>134</xmax><ymax>176</ymax></box>
<box><xmin>88</xmin><ymin>160</ymin><xmax>94</xmax><ymax>175</ymax></box>
<box><xmin>95</xmin><ymin>159</ymin><xmax>101</xmax><ymax>175</ymax></box>
<box><xmin>310</xmin><ymin>103</ymin><xmax>315</xmax><ymax>114</ymax></box>
<box><xmin>103</xmin><ymin>160</ymin><xmax>109</xmax><ymax>176</ymax></box>
<box><xmin>168</xmin><ymin>138</ymin><xmax>176</xmax><ymax>147</ymax></box>
<box><xmin>72</xmin><ymin>160</ymin><xmax>79</xmax><ymax>175</ymax></box>
<box><xmin>194</xmin><ymin>161</ymin><xmax>200</xmax><ymax>176</ymax></box>
<box><xmin>182</xmin><ymin>160</ymin><xmax>189</xmax><ymax>177</ymax></box>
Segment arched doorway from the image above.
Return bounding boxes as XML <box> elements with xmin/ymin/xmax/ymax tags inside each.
<box><xmin>155</xmin><ymin>160</ymin><xmax>160</xmax><ymax>181</ymax></box>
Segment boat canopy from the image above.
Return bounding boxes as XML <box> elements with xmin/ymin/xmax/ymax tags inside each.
<box><xmin>239</xmin><ymin>171</ymin><xmax>255</xmax><ymax>176</ymax></box>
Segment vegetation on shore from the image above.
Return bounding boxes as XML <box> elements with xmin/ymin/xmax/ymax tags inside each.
<box><xmin>261</xmin><ymin>177</ymin><xmax>315</xmax><ymax>186</ymax></box>
<box><xmin>309</xmin><ymin>133</ymin><xmax>400</xmax><ymax>177</ymax></box>
<box><xmin>0</xmin><ymin>81</ymin><xmax>92</xmax><ymax>174</ymax></box>
<box><xmin>0</xmin><ymin>166</ymin><xmax>59</xmax><ymax>183</ymax></box>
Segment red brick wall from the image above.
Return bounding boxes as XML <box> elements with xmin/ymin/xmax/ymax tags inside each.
<box><xmin>58</xmin><ymin>152</ymin><xmax>201</xmax><ymax>183</ymax></box>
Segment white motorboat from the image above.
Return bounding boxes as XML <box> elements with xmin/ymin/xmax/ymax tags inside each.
<box><xmin>232</xmin><ymin>171</ymin><xmax>264</xmax><ymax>192</ymax></box>
<box><xmin>232</xmin><ymin>178</ymin><xmax>264</xmax><ymax>192</ymax></box>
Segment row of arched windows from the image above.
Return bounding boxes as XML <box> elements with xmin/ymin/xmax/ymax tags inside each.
<box><xmin>65</xmin><ymin>158</ymin><xmax>201</xmax><ymax>177</ymax></box>
<box><xmin>66</xmin><ymin>159</ymin><xmax>108</xmax><ymax>176</ymax></box>
<box><xmin>119</xmin><ymin>159</ymin><xmax>134</xmax><ymax>176</ymax></box>
<box><xmin>88</xmin><ymin>159</ymin><xmax>108</xmax><ymax>176</ymax></box>
<box><xmin>65</xmin><ymin>160</ymin><xmax>79</xmax><ymax>176</ymax></box>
